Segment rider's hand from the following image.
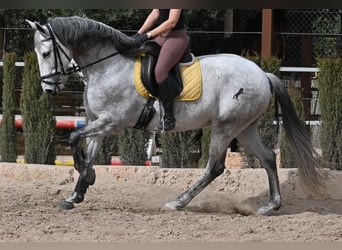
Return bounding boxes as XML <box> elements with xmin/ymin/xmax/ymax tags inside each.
<box><xmin>133</xmin><ymin>33</ymin><xmax>149</xmax><ymax>46</ymax></box>
<box><xmin>131</xmin><ymin>33</ymin><xmax>140</xmax><ymax>39</ymax></box>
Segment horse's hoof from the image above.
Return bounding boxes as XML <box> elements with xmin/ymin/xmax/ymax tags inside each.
<box><xmin>73</xmin><ymin>194</ymin><xmax>84</xmax><ymax>204</ymax></box>
<box><xmin>85</xmin><ymin>168</ymin><xmax>96</xmax><ymax>185</ymax></box>
<box><xmin>64</xmin><ymin>191</ymin><xmax>84</xmax><ymax>204</ymax></box>
<box><xmin>58</xmin><ymin>200</ymin><xmax>75</xmax><ymax>210</ymax></box>
<box><xmin>256</xmin><ymin>207</ymin><xmax>270</xmax><ymax>216</ymax></box>
<box><xmin>161</xmin><ymin>201</ymin><xmax>181</xmax><ymax>211</ymax></box>
<box><xmin>256</xmin><ymin>204</ymin><xmax>277</xmax><ymax>215</ymax></box>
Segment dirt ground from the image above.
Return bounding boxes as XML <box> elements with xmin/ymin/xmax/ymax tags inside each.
<box><xmin>0</xmin><ymin>162</ymin><xmax>342</xmax><ymax>242</ymax></box>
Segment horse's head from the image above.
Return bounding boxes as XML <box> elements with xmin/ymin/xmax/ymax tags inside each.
<box><xmin>26</xmin><ymin>19</ymin><xmax>73</xmax><ymax>95</ymax></box>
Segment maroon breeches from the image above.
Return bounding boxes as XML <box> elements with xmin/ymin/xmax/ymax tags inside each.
<box><xmin>154</xmin><ymin>29</ymin><xmax>189</xmax><ymax>83</ymax></box>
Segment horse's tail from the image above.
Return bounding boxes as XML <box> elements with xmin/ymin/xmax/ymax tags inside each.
<box><xmin>266</xmin><ymin>72</ymin><xmax>328</xmax><ymax>197</ymax></box>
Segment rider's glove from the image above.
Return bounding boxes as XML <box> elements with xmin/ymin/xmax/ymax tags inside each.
<box><xmin>132</xmin><ymin>33</ymin><xmax>149</xmax><ymax>46</ymax></box>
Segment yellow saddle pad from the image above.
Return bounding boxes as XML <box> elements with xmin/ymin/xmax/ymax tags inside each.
<box><xmin>134</xmin><ymin>57</ymin><xmax>202</xmax><ymax>101</ymax></box>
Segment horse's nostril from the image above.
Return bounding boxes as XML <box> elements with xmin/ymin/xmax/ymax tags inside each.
<box><xmin>45</xmin><ymin>89</ymin><xmax>55</xmax><ymax>95</ymax></box>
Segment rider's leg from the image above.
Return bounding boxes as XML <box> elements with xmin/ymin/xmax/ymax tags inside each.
<box><xmin>154</xmin><ymin>30</ymin><xmax>188</xmax><ymax>131</ymax></box>
<box><xmin>157</xmin><ymin>76</ymin><xmax>176</xmax><ymax>131</ymax></box>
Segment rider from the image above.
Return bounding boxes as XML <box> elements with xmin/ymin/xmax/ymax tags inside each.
<box><xmin>133</xmin><ymin>9</ymin><xmax>189</xmax><ymax>131</ymax></box>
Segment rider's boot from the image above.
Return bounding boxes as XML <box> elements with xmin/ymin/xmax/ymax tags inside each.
<box><xmin>157</xmin><ymin>78</ymin><xmax>176</xmax><ymax>131</ymax></box>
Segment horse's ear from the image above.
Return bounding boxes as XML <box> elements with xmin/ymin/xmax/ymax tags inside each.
<box><xmin>35</xmin><ymin>22</ymin><xmax>48</xmax><ymax>35</ymax></box>
<box><xmin>25</xmin><ymin>19</ymin><xmax>48</xmax><ymax>35</ymax></box>
<box><xmin>25</xmin><ymin>19</ymin><xmax>37</xmax><ymax>29</ymax></box>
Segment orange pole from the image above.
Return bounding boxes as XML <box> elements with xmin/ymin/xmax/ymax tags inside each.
<box><xmin>261</xmin><ymin>9</ymin><xmax>273</xmax><ymax>58</ymax></box>
<box><xmin>0</xmin><ymin>117</ymin><xmax>86</xmax><ymax>129</ymax></box>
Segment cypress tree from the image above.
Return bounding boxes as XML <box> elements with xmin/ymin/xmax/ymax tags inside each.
<box><xmin>317</xmin><ymin>58</ymin><xmax>342</xmax><ymax>169</ymax></box>
<box><xmin>20</xmin><ymin>51</ymin><xmax>56</xmax><ymax>164</ymax></box>
<box><xmin>118</xmin><ymin>128</ymin><xmax>149</xmax><ymax>165</ymax></box>
<box><xmin>198</xmin><ymin>127</ymin><xmax>211</xmax><ymax>168</ymax></box>
<box><xmin>95</xmin><ymin>135</ymin><xmax>118</xmax><ymax>165</ymax></box>
<box><xmin>0</xmin><ymin>52</ymin><xmax>17</xmax><ymax>162</ymax></box>
<box><xmin>160</xmin><ymin>130</ymin><xmax>201</xmax><ymax>168</ymax></box>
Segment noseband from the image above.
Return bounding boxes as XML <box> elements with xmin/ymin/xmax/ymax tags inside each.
<box><xmin>40</xmin><ymin>23</ymin><xmax>120</xmax><ymax>91</ymax></box>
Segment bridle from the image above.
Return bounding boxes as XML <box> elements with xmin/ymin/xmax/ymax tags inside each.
<box><xmin>40</xmin><ymin>23</ymin><xmax>120</xmax><ymax>91</ymax></box>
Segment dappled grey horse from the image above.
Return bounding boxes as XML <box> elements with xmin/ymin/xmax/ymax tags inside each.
<box><xmin>26</xmin><ymin>16</ymin><xmax>327</xmax><ymax>215</ymax></box>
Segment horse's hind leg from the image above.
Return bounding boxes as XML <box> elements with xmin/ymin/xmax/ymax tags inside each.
<box><xmin>237</xmin><ymin>122</ymin><xmax>281</xmax><ymax>215</ymax></box>
<box><xmin>162</xmin><ymin>127</ymin><xmax>231</xmax><ymax>210</ymax></box>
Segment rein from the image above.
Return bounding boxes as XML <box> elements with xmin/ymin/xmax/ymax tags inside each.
<box><xmin>41</xmin><ymin>24</ymin><xmax>120</xmax><ymax>87</ymax></box>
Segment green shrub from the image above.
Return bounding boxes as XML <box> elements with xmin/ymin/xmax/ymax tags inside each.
<box><xmin>317</xmin><ymin>58</ymin><xmax>342</xmax><ymax>169</ymax></box>
<box><xmin>198</xmin><ymin>127</ymin><xmax>210</xmax><ymax>168</ymax></box>
<box><xmin>95</xmin><ymin>135</ymin><xmax>118</xmax><ymax>165</ymax></box>
<box><xmin>20</xmin><ymin>51</ymin><xmax>56</xmax><ymax>164</ymax></box>
<box><xmin>118</xmin><ymin>128</ymin><xmax>150</xmax><ymax>165</ymax></box>
<box><xmin>0</xmin><ymin>52</ymin><xmax>18</xmax><ymax>162</ymax></box>
<box><xmin>160</xmin><ymin>130</ymin><xmax>201</xmax><ymax>168</ymax></box>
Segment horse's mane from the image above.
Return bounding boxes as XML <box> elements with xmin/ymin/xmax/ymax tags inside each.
<box><xmin>47</xmin><ymin>16</ymin><xmax>139</xmax><ymax>56</ymax></box>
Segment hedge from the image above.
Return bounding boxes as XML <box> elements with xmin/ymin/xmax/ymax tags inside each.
<box><xmin>0</xmin><ymin>52</ymin><xmax>17</xmax><ymax>162</ymax></box>
<box><xmin>20</xmin><ymin>51</ymin><xmax>56</xmax><ymax>164</ymax></box>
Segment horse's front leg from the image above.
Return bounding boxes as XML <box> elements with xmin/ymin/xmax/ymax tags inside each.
<box><xmin>59</xmin><ymin>120</ymin><xmax>106</xmax><ymax>210</ymax></box>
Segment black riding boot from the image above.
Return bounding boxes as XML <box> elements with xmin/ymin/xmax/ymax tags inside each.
<box><xmin>157</xmin><ymin>79</ymin><xmax>176</xmax><ymax>131</ymax></box>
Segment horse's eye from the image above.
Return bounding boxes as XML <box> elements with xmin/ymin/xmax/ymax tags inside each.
<box><xmin>42</xmin><ymin>51</ymin><xmax>51</xmax><ymax>58</ymax></box>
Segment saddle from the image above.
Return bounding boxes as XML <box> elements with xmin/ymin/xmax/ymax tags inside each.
<box><xmin>133</xmin><ymin>40</ymin><xmax>200</xmax><ymax>129</ymax></box>
<box><xmin>139</xmin><ymin>40</ymin><xmax>195</xmax><ymax>98</ymax></box>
